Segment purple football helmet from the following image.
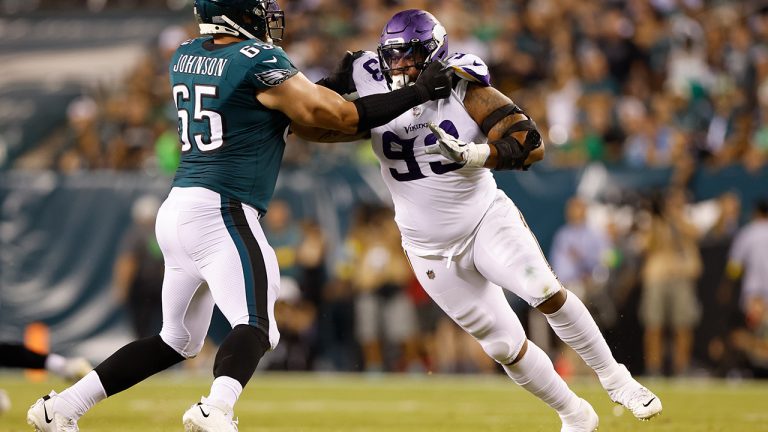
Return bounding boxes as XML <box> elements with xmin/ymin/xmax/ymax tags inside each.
<box><xmin>377</xmin><ymin>9</ymin><xmax>448</xmax><ymax>89</ymax></box>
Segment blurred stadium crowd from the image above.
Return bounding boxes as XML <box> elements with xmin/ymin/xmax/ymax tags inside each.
<box><xmin>2</xmin><ymin>0</ymin><xmax>768</xmax><ymax>379</ymax></box>
<box><xmin>7</xmin><ymin>0</ymin><xmax>768</xmax><ymax>175</ymax></box>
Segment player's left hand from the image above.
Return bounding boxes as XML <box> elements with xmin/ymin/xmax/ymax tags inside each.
<box><xmin>414</xmin><ymin>61</ymin><xmax>453</xmax><ymax>101</ymax></box>
<box><xmin>426</xmin><ymin>122</ymin><xmax>490</xmax><ymax>168</ymax></box>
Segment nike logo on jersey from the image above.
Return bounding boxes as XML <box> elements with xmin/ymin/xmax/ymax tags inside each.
<box><xmin>43</xmin><ymin>395</ymin><xmax>53</xmax><ymax>423</ymax></box>
<box><xmin>642</xmin><ymin>397</ymin><xmax>656</xmax><ymax>408</ymax></box>
<box><xmin>198</xmin><ymin>404</ymin><xmax>210</xmax><ymax>418</ymax></box>
<box><xmin>263</xmin><ymin>56</ymin><xmax>278</xmax><ymax>63</ymax></box>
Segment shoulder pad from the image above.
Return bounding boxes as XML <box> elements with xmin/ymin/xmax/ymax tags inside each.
<box><xmin>349</xmin><ymin>50</ymin><xmax>367</xmax><ymax>61</ymax></box>
<box><xmin>444</xmin><ymin>53</ymin><xmax>491</xmax><ymax>87</ymax></box>
<box><xmin>356</xmin><ymin>50</ymin><xmax>379</xmax><ymax>64</ymax></box>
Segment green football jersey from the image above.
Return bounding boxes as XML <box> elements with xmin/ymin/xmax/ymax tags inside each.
<box><xmin>169</xmin><ymin>37</ymin><xmax>298</xmax><ymax>214</ymax></box>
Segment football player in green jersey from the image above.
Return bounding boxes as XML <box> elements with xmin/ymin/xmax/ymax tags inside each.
<box><xmin>26</xmin><ymin>1</ymin><xmax>453</xmax><ymax>431</ymax></box>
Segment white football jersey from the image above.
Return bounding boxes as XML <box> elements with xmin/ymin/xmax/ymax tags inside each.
<box><xmin>351</xmin><ymin>51</ymin><xmax>498</xmax><ymax>257</ymax></box>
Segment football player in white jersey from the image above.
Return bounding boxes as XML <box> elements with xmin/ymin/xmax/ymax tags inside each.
<box><xmin>295</xmin><ymin>9</ymin><xmax>662</xmax><ymax>431</ymax></box>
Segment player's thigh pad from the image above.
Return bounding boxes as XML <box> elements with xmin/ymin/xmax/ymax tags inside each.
<box><xmin>473</xmin><ymin>192</ymin><xmax>563</xmax><ymax>307</ymax></box>
<box><xmin>155</xmin><ymin>194</ymin><xmax>214</xmax><ymax>358</ymax></box>
<box><xmin>193</xmin><ymin>195</ymin><xmax>281</xmax><ymax>349</ymax></box>
<box><xmin>407</xmin><ymin>252</ymin><xmax>526</xmax><ymax>364</ymax></box>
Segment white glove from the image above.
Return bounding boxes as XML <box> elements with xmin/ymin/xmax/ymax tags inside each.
<box><xmin>425</xmin><ymin>122</ymin><xmax>490</xmax><ymax>168</ymax></box>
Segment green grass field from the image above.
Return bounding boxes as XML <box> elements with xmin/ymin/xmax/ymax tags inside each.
<box><xmin>1</xmin><ymin>372</ymin><xmax>767</xmax><ymax>431</ymax></box>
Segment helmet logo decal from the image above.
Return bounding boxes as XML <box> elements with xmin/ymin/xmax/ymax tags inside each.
<box><xmin>429</xmin><ymin>23</ymin><xmax>447</xmax><ymax>62</ymax></box>
<box><xmin>432</xmin><ymin>23</ymin><xmax>446</xmax><ymax>43</ymax></box>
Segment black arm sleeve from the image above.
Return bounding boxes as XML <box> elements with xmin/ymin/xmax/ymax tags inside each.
<box><xmin>352</xmin><ymin>85</ymin><xmax>430</xmax><ymax>133</ymax></box>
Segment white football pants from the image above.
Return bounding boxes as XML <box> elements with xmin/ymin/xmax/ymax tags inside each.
<box><xmin>406</xmin><ymin>190</ymin><xmax>563</xmax><ymax>364</ymax></box>
<box><xmin>154</xmin><ymin>187</ymin><xmax>281</xmax><ymax>358</ymax></box>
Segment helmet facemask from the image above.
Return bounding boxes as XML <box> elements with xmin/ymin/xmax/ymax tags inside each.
<box><xmin>378</xmin><ymin>41</ymin><xmax>430</xmax><ymax>90</ymax></box>
<box><xmin>263</xmin><ymin>0</ymin><xmax>285</xmax><ymax>42</ymax></box>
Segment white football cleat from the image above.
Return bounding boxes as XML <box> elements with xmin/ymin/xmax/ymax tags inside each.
<box><xmin>182</xmin><ymin>397</ymin><xmax>238</xmax><ymax>432</ymax></box>
<box><xmin>608</xmin><ymin>379</ymin><xmax>662</xmax><ymax>420</ymax></box>
<box><xmin>603</xmin><ymin>364</ymin><xmax>662</xmax><ymax>420</ymax></box>
<box><xmin>560</xmin><ymin>398</ymin><xmax>599</xmax><ymax>432</ymax></box>
<box><xmin>61</xmin><ymin>358</ymin><xmax>92</xmax><ymax>382</ymax></box>
<box><xmin>26</xmin><ymin>391</ymin><xmax>79</xmax><ymax>432</ymax></box>
<box><xmin>0</xmin><ymin>388</ymin><xmax>11</xmax><ymax>414</ymax></box>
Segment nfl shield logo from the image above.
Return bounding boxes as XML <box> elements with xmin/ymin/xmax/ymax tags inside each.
<box><xmin>426</xmin><ymin>270</ymin><xmax>435</xmax><ymax>280</ymax></box>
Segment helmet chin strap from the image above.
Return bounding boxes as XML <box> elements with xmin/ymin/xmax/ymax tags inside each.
<box><xmin>200</xmin><ymin>15</ymin><xmax>270</xmax><ymax>42</ymax></box>
<box><xmin>199</xmin><ymin>22</ymin><xmax>239</xmax><ymax>37</ymax></box>
<box><xmin>220</xmin><ymin>15</ymin><xmax>260</xmax><ymax>40</ymax></box>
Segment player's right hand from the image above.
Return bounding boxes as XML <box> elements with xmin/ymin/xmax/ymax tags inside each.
<box><xmin>426</xmin><ymin>122</ymin><xmax>490</xmax><ymax>168</ymax></box>
<box><xmin>414</xmin><ymin>61</ymin><xmax>453</xmax><ymax>101</ymax></box>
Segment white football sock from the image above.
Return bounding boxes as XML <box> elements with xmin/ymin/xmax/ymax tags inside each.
<box><xmin>57</xmin><ymin>371</ymin><xmax>107</xmax><ymax>419</ymax></box>
<box><xmin>44</xmin><ymin>353</ymin><xmax>68</xmax><ymax>376</ymax></box>
<box><xmin>207</xmin><ymin>376</ymin><xmax>243</xmax><ymax>409</ymax></box>
<box><xmin>503</xmin><ymin>340</ymin><xmax>581</xmax><ymax>416</ymax></box>
<box><xmin>545</xmin><ymin>291</ymin><xmax>623</xmax><ymax>384</ymax></box>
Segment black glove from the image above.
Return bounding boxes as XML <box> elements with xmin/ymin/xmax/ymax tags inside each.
<box><xmin>413</xmin><ymin>60</ymin><xmax>453</xmax><ymax>102</ymax></box>
<box><xmin>316</xmin><ymin>50</ymin><xmax>364</xmax><ymax>96</ymax></box>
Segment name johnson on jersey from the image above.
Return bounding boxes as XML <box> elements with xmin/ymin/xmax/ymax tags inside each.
<box><xmin>172</xmin><ymin>54</ymin><xmax>229</xmax><ymax>77</ymax></box>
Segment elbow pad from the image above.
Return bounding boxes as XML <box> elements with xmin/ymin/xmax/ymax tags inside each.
<box><xmin>484</xmin><ymin>104</ymin><xmax>543</xmax><ymax>171</ymax></box>
<box><xmin>492</xmin><ymin>136</ymin><xmax>529</xmax><ymax>171</ymax></box>
<box><xmin>493</xmin><ymin>128</ymin><xmax>542</xmax><ymax>171</ymax></box>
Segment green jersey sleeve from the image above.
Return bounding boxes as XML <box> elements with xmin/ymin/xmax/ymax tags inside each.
<box><xmin>244</xmin><ymin>44</ymin><xmax>299</xmax><ymax>89</ymax></box>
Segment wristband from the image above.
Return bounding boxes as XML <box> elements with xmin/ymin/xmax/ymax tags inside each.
<box><xmin>464</xmin><ymin>143</ymin><xmax>491</xmax><ymax>167</ymax></box>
